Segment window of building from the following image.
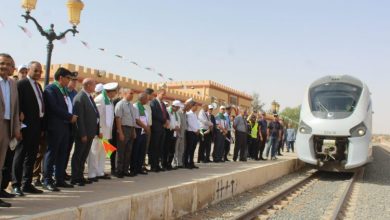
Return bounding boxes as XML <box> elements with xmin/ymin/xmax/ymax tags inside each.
<box><xmin>229</xmin><ymin>95</ymin><xmax>238</xmax><ymax>105</ymax></box>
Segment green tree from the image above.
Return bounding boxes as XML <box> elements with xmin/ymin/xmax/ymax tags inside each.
<box><xmin>251</xmin><ymin>92</ymin><xmax>265</xmax><ymax>112</ymax></box>
<box><xmin>280</xmin><ymin>105</ymin><xmax>301</xmax><ymax>127</ymax></box>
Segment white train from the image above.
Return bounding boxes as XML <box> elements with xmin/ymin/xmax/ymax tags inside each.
<box><xmin>296</xmin><ymin>75</ymin><xmax>373</xmax><ymax>171</ymax></box>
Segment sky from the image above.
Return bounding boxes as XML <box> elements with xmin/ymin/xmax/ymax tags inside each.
<box><xmin>1</xmin><ymin>0</ymin><xmax>390</xmax><ymax>134</ymax></box>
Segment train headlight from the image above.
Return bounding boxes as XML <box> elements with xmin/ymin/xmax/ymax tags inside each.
<box><xmin>350</xmin><ymin>122</ymin><xmax>367</xmax><ymax>137</ymax></box>
<box><xmin>299</xmin><ymin>121</ymin><xmax>312</xmax><ymax>134</ymax></box>
<box><xmin>357</xmin><ymin>128</ymin><xmax>366</xmax><ymax>136</ymax></box>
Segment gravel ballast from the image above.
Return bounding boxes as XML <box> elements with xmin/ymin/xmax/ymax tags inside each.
<box><xmin>353</xmin><ymin>145</ymin><xmax>390</xmax><ymax>220</ymax></box>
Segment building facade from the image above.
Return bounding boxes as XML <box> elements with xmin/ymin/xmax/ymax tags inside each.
<box><xmin>34</xmin><ymin>63</ymin><xmax>252</xmax><ymax>109</ymax></box>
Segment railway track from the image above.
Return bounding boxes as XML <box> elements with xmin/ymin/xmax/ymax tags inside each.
<box><xmin>233</xmin><ymin>169</ymin><xmax>364</xmax><ymax>220</ymax></box>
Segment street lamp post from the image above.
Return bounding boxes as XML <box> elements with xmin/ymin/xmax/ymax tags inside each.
<box><xmin>21</xmin><ymin>0</ymin><xmax>84</xmax><ymax>87</ymax></box>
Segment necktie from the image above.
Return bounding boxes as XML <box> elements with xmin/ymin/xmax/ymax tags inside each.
<box><xmin>35</xmin><ymin>82</ymin><xmax>45</xmax><ymax>114</ymax></box>
<box><xmin>160</xmin><ymin>102</ymin><xmax>167</xmax><ymax>121</ymax></box>
<box><xmin>89</xmin><ymin>95</ymin><xmax>100</xmax><ymax>118</ymax></box>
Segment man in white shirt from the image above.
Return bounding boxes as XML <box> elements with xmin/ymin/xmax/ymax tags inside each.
<box><xmin>131</xmin><ymin>92</ymin><xmax>150</xmax><ymax>176</ymax></box>
<box><xmin>174</xmin><ymin>100</ymin><xmax>191</xmax><ymax>168</ymax></box>
<box><xmin>143</xmin><ymin>88</ymin><xmax>154</xmax><ymax>171</ymax></box>
<box><xmin>162</xmin><ymin>100</ymin><xmax>182</xmax><ymax>170</ymax></box>
<box><xmin>12</xmin><ymin>61</ymin><xmax>45</xmax><ymax>196</ymax></box>
<box><xmin>87</xmin><ymin>82</ymin><xmax>118</xmax><ymax>181</ymax></box>
<box><xmin>0</xmin><ymin>53</ymin><xmax>21</xmax><ymax>207</ymax></box>
<box><xmin>184</xmin><ymin>102</ymin><xmax>200</xmax><ymax>169</ymax></box>
<box><xmin>197</xmin><ymin>104</ymin><xmax>213</xmax><ymax>163</ymax></box>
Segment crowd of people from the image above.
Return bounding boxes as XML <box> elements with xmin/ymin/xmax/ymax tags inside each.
<box><xmin>0</xmin><ymin>53</ymin><xmax>296</xmax><ymax>208</ymax></box>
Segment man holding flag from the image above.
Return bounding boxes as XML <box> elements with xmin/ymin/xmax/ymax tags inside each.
<box><xmin>87</xmin><ymin>82</ymin><xmax>118</xmax><ymax>182</ymax></box>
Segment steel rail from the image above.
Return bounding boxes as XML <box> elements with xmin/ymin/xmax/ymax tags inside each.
<box><xmin>234</xmin><ymin>171</ymin><xmax>319</xmax><ymax>220</ymax></box>
<box><xmin>330</xmin><ymin>168</ymin><xmax>364</xmax><ymax>220</ymax></box>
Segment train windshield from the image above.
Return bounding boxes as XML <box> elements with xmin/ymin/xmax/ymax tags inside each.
<box><xmin>309</xmin><ymin>83</ymin><xmax>362</xmax><ymax>119</ymax></box>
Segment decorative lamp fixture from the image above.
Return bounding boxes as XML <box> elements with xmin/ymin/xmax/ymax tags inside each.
<box><xmin>21</xmin><ymin>0</ymin><xmax>37</xmax><ymax>12</ymax></box>
<box><xmin>271</xmin><ymin>100</ymin><xmax>277</xmax><ymax>113</ymax></box>
<box><xmin>67</xmin><ymin>0</ymin><xmax>84</xmax><ymax>26</ymax></box>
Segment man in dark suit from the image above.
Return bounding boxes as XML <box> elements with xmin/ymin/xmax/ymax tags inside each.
<box><xmin>149</xmin><ymin>89</ymin><xmax>170</xmax><ymax>172</ymax></box>
<box><xmin>0</xmin><ymin>53</ymin><xmax>21</xmax><ymax>207</ymax></box>
<box><xmin>71</xmin><ymin>78</ymin><xmax>100</xmax><ymax>186</ymax></box>
<box><xmin>11</xmin><ymin>61</ymin><xmax>45</xmax><ymax>196</ymax></box>
<box><xmin>43</xmin><ymin>67</ymin><xmax>77</xmax><ymax>191</ymax></box>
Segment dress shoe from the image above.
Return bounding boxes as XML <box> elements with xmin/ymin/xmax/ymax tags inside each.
<box><xmin>185</xmin><ymin>165</ymin><xmax>193</xmax><ymax>169</ymax></box>
<box><xmin>33</xmin><ymin>179</ymin><xmax>42</xmax><ymax>187</ymax></box>
<box><xmin>87</xmin><ymin>177</ymin><xmax>99</xmax><ymax>182</ymax></box>
<box><xmin>0</xmin><ymin>190</ymin><xmax>16</xmax><ymax>198</ymax></box>
<box><xmin>191</xmin><ymin>164</ymin><xmax>199</xmax><ymax>169</ymax></box>
<box><xmin>82</xmin><ymin>179</ymin><xmax>93</xmax><ymax>184</ymax></box>
<box><xmin>115</xmin><ymin>173</ymin><xmax>124</xmax><ymax>178</ymax></box>
<box><xmin>70</xmin><ymin>180</ymin><xmax>85</xmax><ymax>186</ymax></box>
<box><xmin>225</xmin><ymin>158</ymin><xmax>231</xmax><ymax>162</ymax></box>
<box><xmin>22</xmin><ymin>185</ymin><xmax>43</xmax><ymax>194</ymax></box>
<box><xmin>12</xmin><ymin>187</ymin><xmax>25</xmax><ymax>196</ymax></box>
<box><xmin>150</xmin><ymin>168</ymin><xmax>160</xmax><ymax>173</ymax></box>
<box><xmin>158</xmin><ymin>167</ymin><xmax>166</xmax><ymax>172</ymax></box>
<box><xmin>177</xmin><ymin>165</ymin><xmax>184</xmax><ymax>169</ymax></box>
<box><xmin>64</xmin><ymin>173</ymin><xmax>71</xmax><ymax>181</ymax></box>
<box><xmin>55</xmin><ymin>181</ymin><xmax>74</xmax><ymax>188</ymax></box>
<box><xmin>97</xmin><ymin>174</ymin><xmax>111</xmax><ymax>180</ymax></box>
<box><xmin>0</xmin><ymin>199</ymin><xmax>11</xmax><ymax>207</ymax></box>
<box><xmin>138</xmin><ymin>170</ymin><xmax>148</xmax><ymax>175</ymax></box>
<box><xmin>42</xmin><ymin>183</ymin><xmax>60</xmax><ymax>192</ymax></box>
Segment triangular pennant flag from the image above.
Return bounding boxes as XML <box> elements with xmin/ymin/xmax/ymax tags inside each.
<box><xmin>101</xmin><ymin>139</ymin><xmax>117</xmax><ymax>158</ymax></box>
<box><xmin>157</xmin><ymin>73</ymin><xmax>164</xmax><ymax>78</ymax></box>
<box><xmin>168</xmin><ymin>78</ymin><xmax>173</xmax><ymax>81</ymax></box>
<box><xmin>60</xmin><ymin>36</ymin><xmax>67</xmax><ymax>44</ymax></box>
<box><xmin>130</xmin><ymin>61</ymin><xmax>139</xmax><ymax>66</ymax></box>
<box><xmin>81</xmin><ymin>40</ymin><xmax>90</xmax><ymax>49</ymax></box>
<box><xmin>98</xmin><ymin>48</ymin><xmax>105</xmax><ymax>51</ymax></box>
<box><xmin>145</xmin><ymin>67</ymin><xmax>154</xmax><ymax>71</ymax></box>
<box><xmin>18</xmin><ymin>25</ymin><xmax>32</xmax><ymax>38</ymax></box>
<box><xmin>115</xmin><ymin>55</ymin><xmax>123</xmax><ymax>58</ymax></box>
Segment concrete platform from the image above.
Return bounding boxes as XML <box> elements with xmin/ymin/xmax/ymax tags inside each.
<box><xmin>0</xmin><ymin>152</ymin><xmax>303</xmax><ymax>220</ymax></box>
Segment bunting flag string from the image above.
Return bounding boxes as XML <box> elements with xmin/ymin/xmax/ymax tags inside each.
<box><xmin>81</xmin><ymin>40</ymin><xmax>90</xmax><ymax>49</ymax></box>
<box><xmin>10</xmin><ymin>24</ymin><xmax>196</xmax><ymax>92</ymax></box>
<box><xmin>0</xmin><ymin>15</ymin><xmax>197</xmax><ymax>93</ymax></box>
<box><xmin>75</xmin><ymin>39</ymin><xmax>185</xmax><ymax>84</ymax></box>
<box><xmin>18</xmin><ymin>25</ymin><xmax>32</xmax><ymax>38</ymax></box>
<box><xmin>60</xmin><ymin>36</ymin><xmax>67</xmax><ymax>44</ymax></box>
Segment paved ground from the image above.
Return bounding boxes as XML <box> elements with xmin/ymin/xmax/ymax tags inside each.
<box><xmin>0</xmin><ymin>151</ymin><xmax>297</xmax><ymax>219</ymax></box>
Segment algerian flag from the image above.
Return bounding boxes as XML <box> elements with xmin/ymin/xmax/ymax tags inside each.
<box><xmin>102</xmin><ymin>90</ymin><xmax>114</xmax><ymax>130</ymax></box>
